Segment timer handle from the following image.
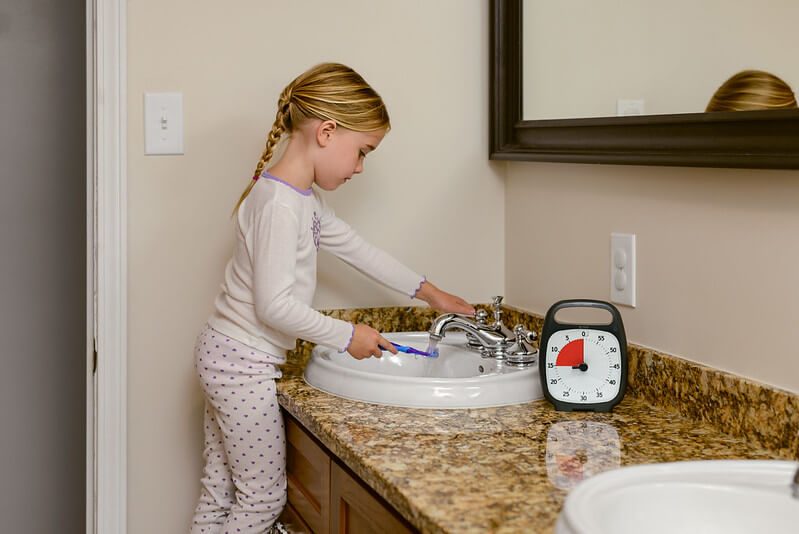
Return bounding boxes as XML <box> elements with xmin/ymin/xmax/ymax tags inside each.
<box><xmin>546</xmin><ymin>299</ymin><xmax>623</xmax><ymax>329</ymax></box>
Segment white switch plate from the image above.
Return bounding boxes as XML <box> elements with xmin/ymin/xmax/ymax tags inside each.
<box><xmin>144</xmin><ymin>92</ymin><xmax>184</xmax><ymax>155</ymax></box>
<box><xmin>616</xmin><ymin>99</ymin><xmax>645</xmax><ymax>116</ymax></box>
<box><xmin>610</xmin><ymin>233</ymin><xmax>636</xmax><ymax>307</ymax></box>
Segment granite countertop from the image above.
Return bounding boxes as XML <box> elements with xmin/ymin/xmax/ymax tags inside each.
<box><xmin>276</xmin><ymin>349</ymin><xmax>785</xmax><ymax>534</ymax></box>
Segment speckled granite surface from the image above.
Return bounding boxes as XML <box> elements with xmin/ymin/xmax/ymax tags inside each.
<box><xmin>276</xmin><ymin>305</ymin><xmax>798</xmax><ymax>534</ymax></box>
<box><xmin>626</xmin><ymin>344</ymin><xmax>799</xmax><ymax>457</ymax></box>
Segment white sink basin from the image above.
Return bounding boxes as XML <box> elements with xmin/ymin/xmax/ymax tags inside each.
<box><xmin>303</xmin><ymin>331</ymin><xmax>542</xmax><ymax>408</ymax></box>
<box><xmin>557</xmin><ymin>460</ymin><xmax>799</xmax><ymax>534</ymax></box>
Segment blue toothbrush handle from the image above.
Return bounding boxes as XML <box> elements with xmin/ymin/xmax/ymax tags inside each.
<box><xmin>378</xmin><ymin>342</ymin><xmax>408</xmax><ymax>352</ymax></box>
<box><xmin>402</xmin><ymin>346</ymin><xmax>431</xmax><ymax>356</ymax></box>
<box><xmin>379</xmin><ymin>342</ymin><xmax>437</xmax><ymax>357</ymax></box>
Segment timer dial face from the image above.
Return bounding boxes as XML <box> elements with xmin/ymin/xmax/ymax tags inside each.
<box><xmin>544</xmin><ymin>329</ymin><xmax>622</xmax><ymax>404</ymax></box>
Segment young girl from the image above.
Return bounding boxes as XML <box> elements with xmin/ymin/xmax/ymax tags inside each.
<box><xmin>191</xmin><ymin>63</ymin><xmax>474</xmax><ymax>533</ymax></box>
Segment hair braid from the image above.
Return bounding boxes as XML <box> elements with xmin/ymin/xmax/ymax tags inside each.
<box><xmin>232</xmin><ymin>86</ymin><xmax>293</xmax><ymax>216</ymax></box>
<box><xmin>233</xmin><ymin>63</ymin><xmax>390</xmax><ymax>216</ymax></box>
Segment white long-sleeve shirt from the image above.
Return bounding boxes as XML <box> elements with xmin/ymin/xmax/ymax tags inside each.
<box><xmin>207</xmin><ymin>173</ymin><xmax>425</xmax><ymax>361</ymax></box>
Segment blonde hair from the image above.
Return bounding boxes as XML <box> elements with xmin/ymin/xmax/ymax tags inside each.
<box><xmin>233</xmin><ymin>63</ymin><xmax>391</xmax><ymax>215</ymax></box>
<box><xmin>706</xmin><ymin>70</ymin><xmax>798</xmax><ymax>112</ymax></box>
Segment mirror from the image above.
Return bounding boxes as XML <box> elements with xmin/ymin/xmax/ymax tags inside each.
<box><xmin>490</xmin><ymin>0</ymin><xmax>799</xmax><ymax>168</ymax></box>
<box><xmin>522</xmin><ymin>0</ymin><xmax>799</xmax><ymax>120</ymax></box>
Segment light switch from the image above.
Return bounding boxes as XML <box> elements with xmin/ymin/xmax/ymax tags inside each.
<box><xmin>144</xmin><ymin>93</ymin><xmax>184</xmax><ymax>155</ymax></box>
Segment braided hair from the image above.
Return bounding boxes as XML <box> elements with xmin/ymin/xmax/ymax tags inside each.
<box><xmin>233</xmin><ymin>63</ymin><xmax>390</xmax><ymax>215</ymax></box>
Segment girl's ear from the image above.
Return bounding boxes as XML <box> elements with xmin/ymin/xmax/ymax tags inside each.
<box><xmin>316</xmin><ymin>120</ymin><xmax>337</xmax><ymax>147</ymax></box>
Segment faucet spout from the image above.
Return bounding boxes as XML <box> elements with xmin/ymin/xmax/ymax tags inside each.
<box><xmin>428</xmin><ymin>313</ymin><xmax>508</xmax><ymax>349</ymax></box>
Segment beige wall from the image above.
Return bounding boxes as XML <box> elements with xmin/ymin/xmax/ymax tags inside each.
<box><xmin>126</xmin><ymin>1</ymin><xmax>501</xmax><ymax>532</ymax></box>
<box><xmin>127</xmin><ymin>1</ymin><xmax>799</xmax><ymax>532</ymax></box>
<box><xmin>505</xmin><ymin>162</ymin><xmax>799</xmax><ymax>394</ymax></box>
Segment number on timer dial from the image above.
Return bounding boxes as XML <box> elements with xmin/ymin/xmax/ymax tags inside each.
<box><xmin>545</xmin><ymin>329</ymin><xmax>622</xmax><ymax>403</ymax></box>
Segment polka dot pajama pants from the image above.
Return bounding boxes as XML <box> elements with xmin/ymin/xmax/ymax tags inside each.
<box><xmin>191</xmin><ymin>325</ymin><xmax>287</xmax><ymax>534</ymax></box>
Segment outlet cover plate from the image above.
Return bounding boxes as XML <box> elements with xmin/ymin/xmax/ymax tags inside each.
<box><xmin>610</xmin><ymin>233</ymin><xmax>636</xmax><ymax>307</ymax></box>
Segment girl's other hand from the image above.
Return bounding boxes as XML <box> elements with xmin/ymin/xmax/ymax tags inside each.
<box><xmin>415</xmin><ymin>281</ymin><xmax>475</xmax><ymax>315</ymax></box>
<box><xmin>347</xmin><ymin>324</ymin><xmax>399</xmax><ymax>360</ymax></box>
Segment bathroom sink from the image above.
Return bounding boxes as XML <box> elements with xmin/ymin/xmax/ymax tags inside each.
<box><xmin>303</xmin><ymin>331</ymin><xmax>542</xmax><ymax>408</ymax></box>
<box><xmin>556</xmin><ymin>460</ymin><xmax>799</xmax><ymax>534</ymax></box>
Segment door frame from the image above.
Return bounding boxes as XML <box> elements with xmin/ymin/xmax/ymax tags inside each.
<box><xmin>87</xmin><ymin>0</ymin><xmax>127</xmax><ymax>532</ymax></box>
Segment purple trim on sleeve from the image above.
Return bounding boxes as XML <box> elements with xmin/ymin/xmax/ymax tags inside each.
<box><xmin>338</xmin><ymin>322</ymin><xmax>355</xmax><ymax>353</ymax></box>
<box><xmin>411</xmin><ymin>276</ymin><xmax>427</xmax><ymax>299</ymax></box>
<box><xmin>261</xmin><ymin>172</ymin><xmax>313</xmax><ymax>196</ymax></box>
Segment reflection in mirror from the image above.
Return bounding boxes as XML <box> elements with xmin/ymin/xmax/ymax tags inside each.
<box><xmin>522</xmin><ymin>0</ymin><xmax>799</xmax><ymax>120</ymax></box>
<box><xmin>706</xmin><ymin>70</ymin><xmax>798</xmax><ymax>112</ymax></box>
<box><xmin>545</xmin><ymin>421</ymin><xmax>621</xmax><ymax>490</ymax></box>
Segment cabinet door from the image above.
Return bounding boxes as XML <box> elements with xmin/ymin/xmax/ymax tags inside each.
<box><xmin>330</xmin><ymin>462</ymin><xmax>415</xmax><ymax>534</ymax></box>
<box><xmin>278</xmin><ymin>501</ymin><xmax>313</xmax><ymax>534</ymax></box>
<box><xmin>286</xmin><ymin>416</ymin><xmax>330</xmax><ymax>534</ymax></box>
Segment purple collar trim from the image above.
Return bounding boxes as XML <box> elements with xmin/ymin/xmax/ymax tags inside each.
<box><xmin>261</xmin><ymin>172</ymin><xmax>312</xmax><ymax>196</ymax></box>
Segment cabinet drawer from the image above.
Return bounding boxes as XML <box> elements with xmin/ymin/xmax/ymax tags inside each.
<box><xmin>286</xmin><ymin>416</ymin><xmax>330</xmax><ymax>534</ymax></box>
<box><xmin>330</xmin><ymin>462</ymin><xmax>414</xmax><ymax>534</ymax></box>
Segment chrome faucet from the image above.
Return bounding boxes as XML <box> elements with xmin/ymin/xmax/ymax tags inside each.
<box><xmin>428</xmin><ymin>296</ymin><xmax>538</xmax><ymax>365</ymax></box>
<box><xmin>429</xmin><ymin>312</ymin><xmax>509</xmax><ymax>350</ymax></box>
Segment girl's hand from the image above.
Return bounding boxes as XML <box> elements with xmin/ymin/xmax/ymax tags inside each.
<box><xmin>347</xmin><ymin>324</ymin><xmax>399</xmax><ymax>360</ymax></box>
<box><xmin>415</xmin><ymin>281</ymin><xmax>475</xmax><ymax>315</ymax></box>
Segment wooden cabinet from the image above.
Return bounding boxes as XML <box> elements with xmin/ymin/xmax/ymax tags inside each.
<box><xmin>283</xmin><ymin>411</ymin><xmax>417</xmax><ymax>534</ymax></box>
<box><xmin>286</xmin><ymin>415</ymin><xmax>330</xmax><ymax>533</ymax></box>
<box><xmin>330</xmin><ymin>462</ymin><xmax>413</xmax><ymax>534</ymax></box>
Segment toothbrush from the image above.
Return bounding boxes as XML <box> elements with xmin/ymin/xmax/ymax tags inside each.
<box><xmin>379</xmin><ymin>343</ymin><xmax>438</xmax><ymax>358</ymax></box>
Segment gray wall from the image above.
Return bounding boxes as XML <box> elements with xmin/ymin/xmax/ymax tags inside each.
<box><xmin>0</xmin><ymin>2</ymin><xmax>86</xmax><ymax>532</ymax></box>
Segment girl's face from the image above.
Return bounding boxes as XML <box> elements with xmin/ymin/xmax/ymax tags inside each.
<box><xmin>313</xmin><ymin>125</ymin><xmax>387</xmax><ymax>191</ymax></box>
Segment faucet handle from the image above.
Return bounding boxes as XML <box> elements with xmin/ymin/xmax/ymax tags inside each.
<box><xmin>491</xmin><ymin>296</ymin><xmax>504</xmax><ymax>324</ymax></box>
<box><xmin>507</xmin><ymin>324</ymin><xmax>538</xmax><ymax>365</ymax></box>
<box><xmin>793</xmin><ymin>464</ymin><xmax>799</xmax><ymax>499</ymax></box>
<box><xmin>475</xmin><ymin>309</ymin><xmax>489</xmax><ymax>325</ymax></box>
<box><xmin>513</xmin><ymin>324</ymin><xmax>537</xmax><ymax>345</ymax></box>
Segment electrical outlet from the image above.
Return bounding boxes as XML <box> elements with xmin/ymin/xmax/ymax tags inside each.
<box><xmin>616</xmin><ymin>99</ymin><xmax>645</xmax><ymax>116</ymax></box>
<box><xmin>610</xmin><ymin>233</ymin><xmax>636</xmax><ymax>307</ymax></box>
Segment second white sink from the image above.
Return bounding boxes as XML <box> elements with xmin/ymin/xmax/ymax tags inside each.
<box><xmin>556</xmin><ymin>459</ymin><xmax>799</xmax><ymax>534</ymax></box>
<box><xmin>304</xmin><ymin>331</ymin><xmax>542</xmax><ymax>409</ymax></box>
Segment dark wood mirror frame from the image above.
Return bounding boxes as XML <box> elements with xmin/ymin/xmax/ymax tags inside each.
<box><xmin>490</xmin><ymin>0</ymin><xmax>799</xmax><ymax>168</ymax></box>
